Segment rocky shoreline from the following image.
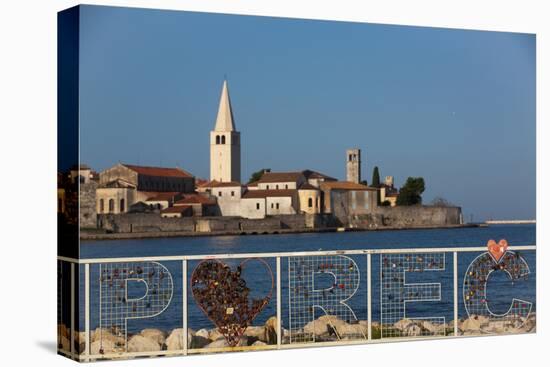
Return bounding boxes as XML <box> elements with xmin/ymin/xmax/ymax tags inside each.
<box><xmin>80</xmin><ymin>224</ymin><xmax>478</xmax><ymax>241</ymax></box>
<box><xmin>58</xmin><ymin>313</ymin><xmax>535</xmax><ymax>356</ymax></box>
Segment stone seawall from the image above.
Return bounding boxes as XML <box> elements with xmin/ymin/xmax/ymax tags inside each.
<box><xmin>91</xmin><ymin>207</ymin><xmax>463</xmax><ymax>238</ymax></box>
<box><xmin>80</xmin><ymin>182</ymin><xmax>98</xmax><ymax>229</ymax></box>
<box><xmin>348</xmin><ymin>206</ymin><xmax>462</xmax><ymax>229</ymax></box>
<box><xmin>96</xmin><ymin>213</ymin><xmax>339</xmax><ymax>234</ymax></box>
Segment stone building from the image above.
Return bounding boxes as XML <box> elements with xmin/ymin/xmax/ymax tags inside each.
<box><xmin>379</xmin><ymin>176</ymin><xmax>399</xmax><ymax>207</ymax></box>
<box><xmin>59</xmin><ymin>164</ymin><xmax>99</xmax><ymax>228</ymax></box>
<box><xmin>320</xmin><ymin>181</ymin><xmax>378</xmax><ymax>221</ymax></box>
<box><xmin>241</xmin><ymin>190</ymin><xmax>299</xmax><ymax>219</ymax></box>
<box><xmin>297</xmin><ymin>183</ymin><xmax>321</xmax><ymax>214</ymax></box>
<box><xmin>172</xmin><ymin>193</ymin><xmax>219</xmax><ymax>217</ymax></box>
<box><xmin>144</xmin><ymin>192</ymin><xmax>183</xmax><ymax>210</ymax></box>
<box><xmin>198</xmin><ymin>180</ymin><xmax>244</xmax><ymax>216</ymax></box>
<box><xmin>96</xmin><ymin>163</ymin><xmax>195</xmax><ymax>214</ymax></box>
<box><xmin>346</xmin><ymin>148</ymin><xmax>362</xmax><ymax>184</ymax></box>
<box><xmin>210</xmin><ymin>80</ymin><xmax>241</xmax><ymax>183</ymax></box>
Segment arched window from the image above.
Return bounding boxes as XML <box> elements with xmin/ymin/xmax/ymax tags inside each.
<box><xmin>308</xmin><ymin>198</ymin><xmax>313</xmax><ymax>208</ymax></box>
<box><xmin>221</xmin><ymin>135</ymin><xmax>226</xmax><ymax>144</ymax></box>
<box><xmin>276</xmin><ymin>185</ymin><xmax>279</xmax><ymax>190</ymax></box>
<box><xmin>99</xmin><ymin>199</ymin><xmax>104</xmax><ymax>213</ymax></box>
<box><xmin>78</xmin><ymin>175</ymin><xmax>85</xmax><ymax>184</ymax></box>
<box><xmin>108</xmin><ymin>199</ymin><xmax>114</xmax><ymax>213</ymax></box>
<box><xmin>216</xmin><ymin>135</ymin><xmax>220</xmax><ymax>144</ymax></box>
<box><xmin>120</xmin><ymin>199</ymin><xmax>125</xmax><ymax>212</ymax></box>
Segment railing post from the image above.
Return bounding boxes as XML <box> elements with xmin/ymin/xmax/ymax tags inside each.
<box><xmin>276</xmin><ymin>257</ymin><xmax>282</xmax><ymax>348</ymax></box>
<box><xmin>367</xmin><ymin>253</ymin><xmax>372</xmax><ymax>341</ymax></box>
<box><xmin>70</xmin><ymin>263</ymin><xmax>75</xmax><ymax>359</ymax></box>
<box><xmin>182</xmin><ymin>260</ymin><xmax>188</xmax><ymax>355</ymax></box>
<box><xmin>453</xmin><ymin>251</ymin><xmax>459</xmax><ymax>336</ymax></box>
<box><xmin>84</xmin><ymin>263</ymin><xmax>90</xmax><ymax>361</ymax></box>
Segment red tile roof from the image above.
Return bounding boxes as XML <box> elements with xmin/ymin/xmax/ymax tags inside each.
<box><xmin>242</xmin><ymin>189</ymin><xmax>297</xmax><ymax>199</ymax></box>
<box><xmin>320</xmin><ymin>181</ymin><xmax>376</xmax><ymax>191</ymax></box>
<box><xmin>256</xmin><ymin>172</ymin><xmax>304</xmax><ymax>183</ymax></box>
<box><xmin>302</xmin><ymin>169</ymin><xmax>336</xmax><ymax>181</ymax></box>
<box><xmin>146</xmin><ymin>192</ymin><xmax>180</xmax><ymax>201</ymax></box>
<box><xmin>161</xmin><ymin>205</ymin><xmax>192</xmax><ymax>214</ymax></box>
<box><xmin>174</xmin><ymin>193</ymin><xmax>217</xmax><ymax>205</ymax></box>
<box><xmin>123</xmin><ymin>164</ymin><xmax>193</xmax><ymax>178</ymax></box>
<box><xmin>199</xmin><ymin>180</ymin><xmax>242</xmax><ymax>188</ymax></box>
<box><xmin>299</xmin><ymin>182</ymin><xmax>319</xmax><ymax>190</ymax></box>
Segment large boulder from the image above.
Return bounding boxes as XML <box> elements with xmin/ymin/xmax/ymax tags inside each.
<box><xmin>189</xmin><ymin>335</ymin><xmax>211</xmax><ymax>349</ymax></box>
<box><xmin>265</xmin><ymin>316</ymin><xmax>278</xmax><ymax>344</ymax></box>
<box><xmin>195</xmin><ymin>329</ymin><xmax>210</xmax><ymax>339</ymax></box>
<box><xmin>208</xmin><ymin>328</ymin><xmax>224</xmax><ymax>341</ymax></box>
<box><xmin>394</xmin><ymin>318</ymin><xmax>414</xmax><ymax>332</ymax></box>
<box><xmin>205</xmin><ymin>337</ymin><xmax>247</xmax><ymax>349</ymax></box>
<box><xmin>127</xmin><ymin>335</ymin><xmax>161</xmax><ymax>352</ymax></box>
<box><xmin>337</xmin><ymin>322</ymin><xmax>367</xmax><ymax>338</ymax></box>
<box><xmin>140</xmin><ymin>329</ymin><xmax>166</xmax><ymax>346</ymax></box>
<box><xmin>244</xmin><ymin>326</ymin><xmax>265</xmax><ymax>342</ymax></box>
<box><xmin>205</xmin><ymin>338</ymin><xmax>229</xmax><ymax>349</ymax></box>
<box><xmin>404</xmin><ymin>323</ymin><xmax>423</xmax><ymax>337</ymax></box>
<box><xmin>461</xmin><ymin>316</ymin><xmax>482</xmax><ymax>333</ymax></box>
<box><xmin>58</xmin><ymin>324</ymin><xmax>70</xmax><ymax>339</ymax></box>
<box><xmin>58</xmin><ymin>335</ymin><xmax>70</xmax><ymax>351</ymax></box>
<box><xmin>165</xmin><ymin>328</ymin><xmax>196</xmax><ymax>350</ymax></box>
<box><xmin>90</xmin><ymin>339</ymin><xmax>116</xmax><ymax>355</ymax></box>
<box><xmin>304</xmin><ymin>315</ymin><xmax>347</xmax><ymax>337</ymax></box>
<box><xmin>91</xmin><ymin>328</ymin><xmax>125</xmax><ymax>346</ymax></box>
<box><xmin>393</xmin><ymin>319</ymin><xmax>425</xmax><ymax>337</ymax></box>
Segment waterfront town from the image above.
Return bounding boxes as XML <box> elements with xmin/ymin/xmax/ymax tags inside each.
<box><xmin>58</xmin><ymin>81</ymin><xmax>463</xmax><ymax>237</ymax></box>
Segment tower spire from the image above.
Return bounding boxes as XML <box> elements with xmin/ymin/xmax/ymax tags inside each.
<box><xmin>214</xmin><ymin>79</ymin><xmax>236</xmax><ymax>131</ymax></box>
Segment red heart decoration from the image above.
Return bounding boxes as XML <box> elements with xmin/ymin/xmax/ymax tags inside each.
<box><xmin>191</xmin><ymin>258</ymin><xmax>274</xmax><ymax>347</ymax></box>
<box><xmin>487</xmin><ymin>239</ymin><xmax>508</xmax><ymax>262</ymax></box>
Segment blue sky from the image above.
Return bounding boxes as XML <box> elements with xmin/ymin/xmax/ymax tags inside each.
<box><xmin>78</xmin><ymin>5</ymin><xmax>535</xmax><ymax>221</ymax></box>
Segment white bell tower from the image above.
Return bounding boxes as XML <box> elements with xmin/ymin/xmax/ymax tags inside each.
<box><xmin>210</xmin><ymin>80</ymin><xmax>241</xmax><ymax>182</ymax></box>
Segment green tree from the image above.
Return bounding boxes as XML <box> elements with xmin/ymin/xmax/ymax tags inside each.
<box><xmin>371</xmin><ymin>166</ymin><xmax>381</xmax><ymax>188</ymax></box>
<box><xmin>396</xmin><ymin>177</ymin><xmax>425</xmax><ymax>206</ymax></box>
<box><xmin>248</xmin><ymin>168</ymin><xmax>270</xmax><ymax>184</ymax></box>
<box><xmin>430</xmin><ymin>196</ymin><xmax>454</xmax><ymax>207</ymax></box>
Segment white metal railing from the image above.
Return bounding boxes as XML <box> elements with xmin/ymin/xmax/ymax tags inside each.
<box><xmin>57</xmin><ymin>245</ymin><xmax>536</xmax><ymax>362</ymax></box>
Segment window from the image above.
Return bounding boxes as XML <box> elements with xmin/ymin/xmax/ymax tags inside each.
<box><xmin>120</xmin><ymin>199</ymin><xmax>125</xmax><ymax>212</ymax></box>
<box><xmin>271</xmin><ymin>203</ymin><xmax>274</xmax><ymax>209</ymax></box>
<box><xmin>256</xmin><ymin>203</ymin><xmax>260</xmax><ymax>210</ymax></box>
<box><xmin>266</xmin><ymin>185</ymin><xmax>270</xmax><ymax>190</ymax></box>
<box><xmin>109</xmin><ymin>199</ymin><xmax>114</xmax><ymax>213</ymax></box>
<box><xmin>218</xmin><ymin>191</ymin><xmax>222</xmax><ymax>197</ymax></box>
<box><xmin>276</xmin><ymin>203</ymin><xmax>280</xmax><ymax>209</ymax></box>
<box><xmin>99</xmin><ymin>199</ymin><xmax>104</xmax><ymax>213</ymax></box>
<box><xmin>308</xmin><ymin>198</ymin><xmax>313</xmax><ymax>208</ymax></box>
<box><xmin>216</xmin><ymin>135</ymin><xmax>220</xmax><ymax>144</ymax></box>
<box><xmin>221</xmin><ymin>135</ymin><xmax>226</xmax><ymax>144</ymax></box>
<box><xmin>276</xmin><ymin>185</ymin><xmax>279</xmax><ymax>190</ymax></box>
<box><xmin>231</xmin><ymin>191</ymin><xmax>235</xmax><ymax>197</ymax></box>
<box><xmin>349</xmin><ymin>154</ymin><xmax>352</xmax><ymax>162</ymax></box>
<box><xmin>285</xmin><ymin>184</ymin><xmax>288</xmax><ymax>189</ymax></box>
<box><xmin>78</xmin><ymin>175</ymin><xmax>85</xmax><ymax>184</ymax></box>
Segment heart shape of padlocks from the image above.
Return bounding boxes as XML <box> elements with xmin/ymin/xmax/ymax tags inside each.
<box><xmin>191</xmin><ymin>258</ymin><xmax>274</xmax><ymax>347</ymax></box>
<box><xmin>487</xmin><ymin>239</ymin><xmax>508</xmax><ymax>262</ymax></box>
